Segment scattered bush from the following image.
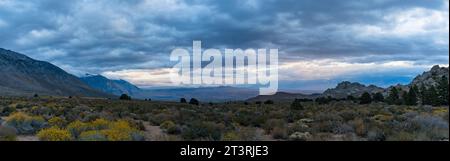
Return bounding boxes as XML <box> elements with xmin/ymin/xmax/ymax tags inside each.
<box><xmin>89</xmin><ymin>118</ymin><xmax>110</xmax><ymax>130</ymax></box>
<box><xmin>79</xmin><ymin>130</ymin><xmax>108</xmax><ymax>141</ymax></box>
<box><xmin>263</xmin><ymin>119</ymin><xmax>286</xmax><ymax>133</ymax></box>
<box><xmin>0</xmin><ymin>106</ymin><xmax>16</xmax><ymax>116</ymax></box>
<box><xmin>290</xmin><ymin>99</ymin><xmax>304</xmax><ymax>110</ymax></box>
<box><xmin>181</xmin><ymin>121</ymin><xmax>224</xmax><ymax>141</ymax></box>
<box><xmin>48</xmin><ymin>117</ymin><xmax>66</xmax><ymax>128</ymax></box>
<box><xmin>272</xmin><ymin>127</ymin><xmax>287</xmax><ymax>139</ymax></box>
<box><xmin>351</xmin><ymin>118</ymin><xmax>367</xmax><ymax>137</ymax></box>
<box><xmin>373</xmin><ymin>92</ymin><xmax>384</xmax><ymax>102</ymax></box>
<box><xmin>160</xmin><ymin>120</ymin><xmax>181</xmax><ymax>134</ymax></box>
<box><xmin>222</xmin><ymin>132</ymin><xmax>240</xmax><ymax>141</ymax></box>
<box><xmin>289</xmin><ymin>132</ymin><xmax>311</xmax><ymax>141</ymax></box>
<box><xmin>67</xmin><ymin>120</ymin><xmax>88</xmax><ymax>137</ymax></box>
<box><xmin>4</xmin><ymin>112</ymin><xmax>47</xmax><ymax>134</ymax></box>
<box><xmin>100</xmin><ymin>120</ymin><xmax>144</xmax><ymax>141</ymax></box>
<box><xmin>119</xmin><ymin>94</ymin><xmax>132</xmax><ymax>100</ymax></box>
<box><xmin>264</xmin><ymin>100</ymin><xmax>274</xmax><ymax>105</ymax></box>
<box><xmin>0</xmin><ymin>125</ymin><xmax>17</xmax><ymax>141</ymax></box>
<box><xmin>367</xmin><ymin>128</ymin><xmax>386</xmax><ymax>141</ymax></box>
<box><xmin>189</xmin><ymin>98</ymin><xmax>200</xmax><ymax>106</ymax></box>
<box><xmin>360</xmin><ymin>92</ymin><xmax>372</xmax><ymax>104</ymax></box>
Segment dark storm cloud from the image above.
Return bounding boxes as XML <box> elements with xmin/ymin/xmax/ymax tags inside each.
<box><xmin>0</xmin><ymin>0</ymin><xmax>448</xmax><ymax>76</ymax></box>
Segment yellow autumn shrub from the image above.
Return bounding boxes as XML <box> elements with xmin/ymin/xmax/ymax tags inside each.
<box><xmin>5</xmin><ymin>112</ymin><xmax>31</xmax><ymax>122</ymax></box>
<box><xmin>100</xmin><ymin>120</ymin><xmax>138</xmax><ymax>141</ymax></box>
<box><xmin>65</xmin><ymin>119</ymin><xmax>143</xmax><ymax>141</ymax></box>
<box><xmin>160</xmin><ymin>120</ymin><xmax>175</xmax><ymax>130</ymax></box>
<box><xmin>222</xmin><ymin>132</ymin><xmax>239</xmax><ymax>141</ymax></box>
<box><xmin>48</xmin><ymin>117</ymin><xmax>66</xmax><ymax>127</ymax></box>
<box><xmin>88</xmin><ymin>118</ymin><xmax>110</xmax><ymax>130</ymax></box>
<box><xmin>37</xmin><ymin>127</ymin><xmax>73</xmax><ymax>141</ymax></box>
<box><xmin>67</xmin><ymin>120</ymin><xmax>88</xmax><ymax>137</ymax></box>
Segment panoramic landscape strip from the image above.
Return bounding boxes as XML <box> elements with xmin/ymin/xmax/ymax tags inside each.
<box><xmin>0</xmin><ymin>0</ymin><xmax>448</xmax><ymax>144</ymax></box>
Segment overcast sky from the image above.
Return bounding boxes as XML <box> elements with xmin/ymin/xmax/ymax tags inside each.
<box><xmin>0</xmin><ymin>0</ymin><xmax>448</xmax><ymax>91</ymax></box>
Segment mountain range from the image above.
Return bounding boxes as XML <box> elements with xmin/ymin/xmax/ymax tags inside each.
<box><xmin>0</xmin><ymin>48</ymin><xmax>110</xmax><ymax>97</ymax></box>
<box><xmin>247</xmin><ymin>65</ymin><xmax>449</xmax><ymax>102</ymax></box>
<box><xmin>1</xmin><ymin>48</ymin><xmax>448</xmax><ymax>102</ymax></box>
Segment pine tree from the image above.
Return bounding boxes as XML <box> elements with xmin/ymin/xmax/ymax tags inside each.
<box><xmin>373</xmin><ymin>92</ymin><xmax>384</xmax><ymax>102</ymax></box>
<box><xmin>437</xmin><ymin>76</ymin><xmax>449</xmax><ymax>106</ymax></box>
<box><xmin>404</xmin><ymin>86</ymin><xmax>418</xmax><ymax>106</ymax></box>
<box><xmin>291</xmin><ymin>99</ymin><xmax>304</xmax><ymax>110</ymax></box>
<box><xmin>428</xmin><ymin>86</ymin><xmax>439</xmax><ymax>106</ymax></box>
<box><xmin>422</xmin><ymin>85</ymin><xmax>439</xmax><ymax>106</ymax></box>
<box><xmin>360</xmin><ymin>92</ymin><xmax>372</xmax><ymax>104</ymax></box>
<box><xmin>387</xmin><ymin>87</ymin><xmax>400</xmax><ymax>105</ymax></box>
<box><xmin>419</xmin><ymin>84</ymin><xmax>427</xmax><ymax>105</ymax></box>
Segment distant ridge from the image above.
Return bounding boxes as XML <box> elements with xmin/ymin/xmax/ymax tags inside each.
<box><xmin>80</xmin><ymin>74</ymin><xmax>141</xmax><ymax>96</ymax></box>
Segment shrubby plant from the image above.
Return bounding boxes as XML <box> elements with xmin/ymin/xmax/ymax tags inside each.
<box><xmin>37</xmin><ymin>127</ymin><xmax>73</xmax><ymax>141</ymax></box>
<box><xmin>0</xmin><ymin>125</ymin><xmax>17</xmax><ymax>141</ymax></box>
<box><xmin>4</xmin><ymin>112</ymin><xmax>47</xmax><ymax>134</ymax></box>
<box><xmin>0</xmin><ymin>94</ymin><xmax>447</xmax><ymax>141</ymax></box>
<box><xmin>48</xmin><ymin>117</ymin><xmax>66</xmax><ymax>128</ymax></box>
<box><xmin>79</xmin><ymin>130</ymin><xmax>108</xmax><ymax>141</ymax></box>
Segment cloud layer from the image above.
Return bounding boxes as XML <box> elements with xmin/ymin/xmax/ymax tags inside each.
<box><xmin>0</xmin><ymin>0</ymin><xmax>448</xmax><ymax>90</ymax></box>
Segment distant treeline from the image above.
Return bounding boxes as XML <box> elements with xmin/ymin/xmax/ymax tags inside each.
<box><xmin>272</xmin><ymin>75</ymin><xmax>449</xmax><ymax>107</ymax></box>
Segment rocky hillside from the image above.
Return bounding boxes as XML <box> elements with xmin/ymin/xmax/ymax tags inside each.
<box><xmin>323</xmin><ymin>81</ymin><xmax>385</xmax><ymax>99</ymax></box>
<box><xmin>410</xmin><ymin>65</ymin><xmax>449</xmax><ymax>88</ymax></box>
<box><xmin>0</xmin><ymin>48</ymin><xmax>110</xmax><ymax>97</ymax></box>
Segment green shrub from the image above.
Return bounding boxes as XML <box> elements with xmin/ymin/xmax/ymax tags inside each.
<box><xmin>291</xmin><ymin>99</ymin><xmax>304</xmax><ymax>110</ymax></box>
<box><xmin>181</xmin><ymin>121</ymin><xmax>224</xmax><ymax>141</ymax></box>
<box><xmin>359</xmin><ymin>92</ymin><xmax>372</xmax><ymax>104</ymax></box>
<box><xmin>0</xmin><ymin>105</ymin><xmax>16</xmax><ymax>116</ymax></box>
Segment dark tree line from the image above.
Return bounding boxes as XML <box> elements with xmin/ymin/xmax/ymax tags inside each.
<box><xmin>387</xmin><ymin>76</ymin><xmax>448</xmax><ymax>106</ymax></box>
<box><xmin>311</xmin><ymin>76</ymin><xmax>448</xmax><ymax>106</ymax></box>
